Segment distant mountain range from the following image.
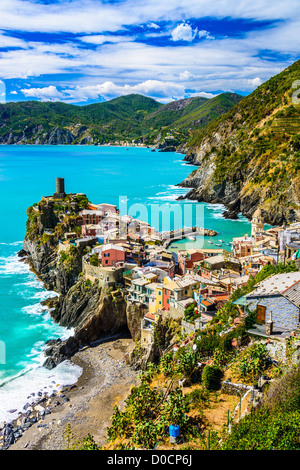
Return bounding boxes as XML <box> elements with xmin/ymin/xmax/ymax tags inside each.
<box><xmin>179</xmin><ymin>59</ymin><xmax>300</xmax><ymax>226</ymax></box>
<box><xmin>0</xmin><ymin>92</ymin><xmax>242</xmax><ymax>147</ymax></box>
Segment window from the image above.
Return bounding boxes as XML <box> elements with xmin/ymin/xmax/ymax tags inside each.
<box><xmin>104</xmin><ymin>253</ymin><xmax>110</xmax><ymax>257</ymax></box>
<box><xmin>105</xmin><ymin>260</ymin><xmax>108</xmax><ymax>264</ymax></box>
<box><xmin>159</xmin><ymin>300</ymin><xmax>162</xmax><ymax>305</ymax></box>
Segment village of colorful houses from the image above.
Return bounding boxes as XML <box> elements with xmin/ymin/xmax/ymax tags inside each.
<box><xmin>50</xmin><ymin>180</ymin><xmax>300</xmax><ymax>350</ymax></box>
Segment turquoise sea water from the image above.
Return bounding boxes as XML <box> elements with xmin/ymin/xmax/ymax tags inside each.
<box><xmin>0</xmin><ymin>145</ymin><xmax>251</xmax><ymax>422</ymax></box>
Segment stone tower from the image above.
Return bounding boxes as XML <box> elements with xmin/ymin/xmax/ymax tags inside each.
<box><xmin>251</xmin><ymin>208</ymin><xmax>264</xmax><ymax>238</ymax></box>
<box><xmin>54</xmin><ymin>177</ymin><xmax>65</xmax><ymax>198</ymax></box>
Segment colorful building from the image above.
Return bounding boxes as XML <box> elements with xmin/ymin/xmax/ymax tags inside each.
<box><xmin>101</xmin><ymin>244</ymin><xmax>125</xmax><ymax>267</ymax></box>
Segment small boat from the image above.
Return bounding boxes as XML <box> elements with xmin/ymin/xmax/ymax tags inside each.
<box><xmin>187</xmin><ymin>236</ymin><xmax>196</xmax><ymax>241</ymax></box>
<box><xmin>218</xmin><ymin>239</ymin><xmax>224</xmax><ymax>243</ymax></box>
<box><xmin>215</xmin><ymin>244</ymin><xmax>222</xmax><ymax>247</ymax></box>
<box><xmin>207</xmin><ymin>241</ymin><xmax>213</xmax><ymax>244</ymax></box>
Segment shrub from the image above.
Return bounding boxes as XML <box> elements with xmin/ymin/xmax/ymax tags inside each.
<box><xmin>195</xmin><ymin>332</ymin><xmax>220</xmax><ymax>356</ymax></box>
<box><xmin>89</xmin><ymin>253</ymin><xmax>100</xmax><ymax>267</ymax></box>
<box><xmin>185</xmin><ymin>388</ymin><xmax>209</xmax><ymax>411</ymax></box>
<box><xmin>202</xmin><ymin>365</ymin><xmax>222</xmax><ymax>391</ymax></box>
<box><xmin>159</xmin><ymin>351</ymin><xmax>175</xmax><ymax>376</ymax></box>
<box><xmin>175</xmin><ymin>347</ymin><xmax>201</xmax><ymax>384</ymax></box>
<box><xmin>232</xmin><ymin>343</ymin><xmax>269</xmax><ymax>381</ymax></box>
<box><xmin>222</xmin><ymin>408</ymin><xmax>300</xmax><ymax>450</ymax></box>
<box><xmin>261</xmin><ymin>366</ymin><xmax>300</xmax><ymax>413</ymax></box>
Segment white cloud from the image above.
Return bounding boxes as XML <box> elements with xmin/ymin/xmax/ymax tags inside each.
<box><xmin>0</xmin><ymin>1</ymin><xmax>299</xmax><ymax>102</ymax></box>
<box><xmin>79</xmin><ymin>35</ymin><xmax>135</xmax><ymax>45</ymax></box>
<box><xmin>20</xmin><ymin>79</ymin><xmax>186</xmax><ymax>103</ymax></box>
<box><xmin>0</xmin><ymin>31</ymin><xmax>27</xmax><ymax>48</ymax></box>
<box><xmin>198</xmin><ymin>30</ymin><xmax>215</xmax><ymax>40</ymax></box>
<box><xmin>0</xmin><ymin>0</ymin><xmax>300</xmax><ymax>36</ymax></box>
<box><xmin>71</xmin><ymin>79</ymin><xmax>186</xmax><ymax>102</ymax></box>
<box><xmin>179</xmin><ymin>70</ymin><xmax>194</xmax><ymax>80</ymax></box>
<box><xmin>171</xmin><ymin>22</ymin><xmax>197</xmax><ymax>42</ymax></box>
<box><xmin>148</xmin><ymin>22</ymin><xmax>159</xmax><ymax>29</ymax></box>
<box><xmin>21</xmin><ymin>85</ymin><xmax>64</xmax><ymax>101</ymax></box>
<box><xmin>187</xmin><ymin>91</ymin><xmax>218</xmax><ymax>99</ymax></box>
<box><xmin>248</xmin><ymin>77</ymin><xmax>263</xmax><ymax>88</ymax></box>
<box><xmin>0</xmin><ymin>80</ymin><xmax>6</xmax><ymax>103</ymax></box>
<box><xmin>10</xmin><ymin>90</ymin><xmax>17</xmax><ymax>94</ymax></box>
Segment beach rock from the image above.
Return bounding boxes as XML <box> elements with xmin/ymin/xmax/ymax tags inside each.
<box><xmin>17</xmin><ymin>249</ymin><xmax>27</xmax><ymax>258</ymax></box>
<box><xmin>43</xmin><ymin>336</ymin><xmax>80</xmax><ymax>369</ymax></box>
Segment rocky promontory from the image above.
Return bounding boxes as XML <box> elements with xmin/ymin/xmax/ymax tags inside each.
<box><xmin>20</xmin><ymin>192</ymin><xmax>146</xmax><ymax>370</ymax></box>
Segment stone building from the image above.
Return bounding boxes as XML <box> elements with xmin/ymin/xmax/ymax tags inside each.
<box><xmin>245</xmin><ymin>272</ymin><xmax>300</xmax><ymax>334</ymax></box>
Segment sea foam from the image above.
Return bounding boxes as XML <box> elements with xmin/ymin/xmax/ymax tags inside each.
<box><xmin>0</xmin><ymin>359</ymin><xmax>82</xmax><ymax>424</ymax></box>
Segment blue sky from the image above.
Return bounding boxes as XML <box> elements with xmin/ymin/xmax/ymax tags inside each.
<box><xmin>0</xmin><ymin>0</ymin><xmax>299</xmax><ymax>105</ymax></box>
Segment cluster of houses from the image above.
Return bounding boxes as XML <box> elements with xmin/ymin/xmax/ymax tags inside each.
<box><xmin>51</xmin><ymin>180</ymin><xmax>300</xmax><ymax>345</ymax></box>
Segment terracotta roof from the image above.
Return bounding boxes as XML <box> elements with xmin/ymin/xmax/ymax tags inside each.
<box><xmin>145</xmin><ymin>313</ymin><xmax>156</xmax><ymax>321</ymax></box>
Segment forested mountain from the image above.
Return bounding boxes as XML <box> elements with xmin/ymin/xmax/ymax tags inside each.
<box><xmin>179</xmin><ymin>59</ymin><xmax>300</xmax><ymax>225</ymax></box>
<box><xmin>0</xmin><ymin>92</ymin><xmax>242</xmax><ymax>147</ymax></box>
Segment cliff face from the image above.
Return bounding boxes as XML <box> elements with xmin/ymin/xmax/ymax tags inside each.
<box><xmin>179</xmin><ymin>60</ymin><xmax>300</xmax><ymax>225</ymax></box>
<box><xmin>23</xmin><ymin>238</ymin><xmax>84</xmax><ymax>295</ymax></box>
<box><xmin>49</xmin><ymin>279</ymin><xmax>147</xmax><ymax>343</ymax></box>
<box><xmin>50</xmin><ymin>279</ymin><xmax>127</xmax><ymax>343</ymax></box>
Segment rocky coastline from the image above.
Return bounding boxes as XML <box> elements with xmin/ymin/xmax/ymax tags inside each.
<box><xmin>0</xmin><ymin>195</ymin><xmax>153</xmax><ymax>450</ymax></box>
<box><xmin>3</xmin><ymin>335</ymin><xmax>139</xmax><ymax>450</ymax></box>
<box><xmin>176</xmin><ymin>147</ymin><xmax>299</xmax><ymax>226</ymax></box>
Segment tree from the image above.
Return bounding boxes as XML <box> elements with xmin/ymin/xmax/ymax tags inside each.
<box><xmin>202</xmin><ymin>365</ymin><xmax>222</xmax><ymax>391</ymax></box>
<box><xmin>232</xmin><ymin>343</ymin><xmax>269</xmax><ymax>382</ymax></box>
<box><xmin>175</xmin><ymin>347</ymin><xmax>200</xmax><ymax>384</ymax></box>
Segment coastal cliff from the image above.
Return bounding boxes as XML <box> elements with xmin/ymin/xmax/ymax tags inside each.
<box><xmin>21</xmin><ymin>193</ymin><xmax>146</xmax><ymax>369</ymax></box>
<box><xmin>178</xmin><ymin>59</ymin><xmax>300</xmax><ymax>226</ymax></box>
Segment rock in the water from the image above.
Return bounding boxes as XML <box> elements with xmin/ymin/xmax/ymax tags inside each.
<box><xmin>43</xmin><ymin>336</ymin><xmax>80</xmax><ymax>369</ymax></box>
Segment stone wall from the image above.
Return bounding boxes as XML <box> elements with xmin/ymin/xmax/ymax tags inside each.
<box><xmin>181</xmin><ymin>318</ymin><xmax>207</xmax><ymax>336</ymax></box>
<box><xmin>221</xmin><ymin>381</ymin><xmax>252</xmax><ymax>396</ymax></box>
<box><xmin>83</xmin><ymin>257</ymin><xmax>123</xmax><ymax>286</ymax></box>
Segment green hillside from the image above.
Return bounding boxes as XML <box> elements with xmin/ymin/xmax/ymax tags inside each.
<box><xmin>142</xmin><ymin>92</ymin><xmax>243</xmax><ymax>148</ymax></box>
<box><xmin>180</xmin><ymin>59</ymin><xmax>300</xmax><ymax>225</ymax></box>
<box><xmin>0</xmin><ymin>92</ymin><xmax>242</xmax><ymax>147</ymax></box>
<box><xmin>0</xmin><ymin>94</ymin><xmax>163</xmax><ymax>145</ymax></box>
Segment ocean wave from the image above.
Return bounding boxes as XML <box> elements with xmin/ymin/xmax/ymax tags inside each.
<box><xmin>22</xmin><ymin>302</ymin><xmax>49</xmax><ymax>317</ymax></box>
<box><xmin>0</xmin><ymin>253</ymin><xmax>30</xmax><ymax>276</ymax></box>
<box><xmin>147</xmin><ymin>194</ymin><xmax>180</xmax><ymax>202</ymax></box>
<box><xmin>147</xmin><ymin>184</ymin><xmax>189</xmax><ymax>202</ymax></box>
<box><xmin>0</xmin><ymin>360</ymin><xmax>82</xmax><ymax>423</ymax></box>
<box><xmin>32</xmin><ymin>289</ymin><xmax>59</xmax><ymax>302</ymax></box>
<box><xmin>0</xmin><ymin>241</ymin><xmax>23</xmax><ymax>246</ymax></box>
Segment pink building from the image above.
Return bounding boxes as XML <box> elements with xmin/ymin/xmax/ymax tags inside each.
<box><xmin>101</xmin><ymin>244</ymin><xmax>125</xmax><ymax>267</ymax></box>
<box><xmin>81</xmin><ymin>210</ymin><xmax>104</xmax><ymax>225</ymax></box>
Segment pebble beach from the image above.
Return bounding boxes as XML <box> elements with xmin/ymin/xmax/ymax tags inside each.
<box><xmin>3</xmin><ymin>335</ymin><xmax>138</xmax><ymax>451</ymax></box>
